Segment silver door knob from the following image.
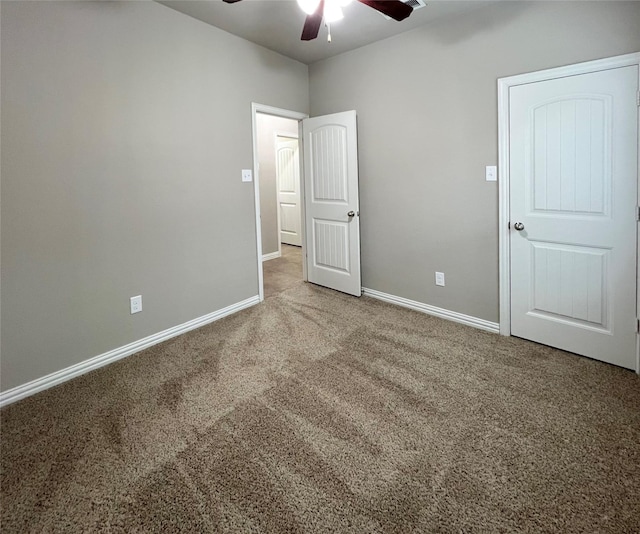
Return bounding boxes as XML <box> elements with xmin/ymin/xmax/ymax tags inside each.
<box><xmin>347</xmin><ymin>211</ymin><xmax>355</xmax><ymax>217</ymax></box>
<box><xmin>514</xmin><ymin>222</ymin><xmax>525</xmax><ymax>231</ymax></box>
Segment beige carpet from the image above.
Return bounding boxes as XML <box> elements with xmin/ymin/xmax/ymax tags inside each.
<box><xmin>263</xmin><ymin>244</ymin><xmax>303</xmax><ymax>299</ymax></box>
<box><xmin>2</xmin><ymin>248</ymin><xmax>639</xmax><ymax>532</ymax></box>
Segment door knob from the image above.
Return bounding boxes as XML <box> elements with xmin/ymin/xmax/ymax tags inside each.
<box><xmin>514</xmin><ymin>222</ymin><xmax>525</xmax><ymax>231</ymax></box>
<box><xmin>347</xmin><ymin>211</ymin><xmax>355</xmax><ymax>217</ymax></box>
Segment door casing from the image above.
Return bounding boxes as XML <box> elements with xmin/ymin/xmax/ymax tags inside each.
<box><xmin>251</xmin><ymin>103</ymin><xmax>308</xmax><ymax>302</ymax></box>
<box><xmin>497</xmin><ymin>52</ymin><xmax>640</xmax><ymax>373</ymax></box>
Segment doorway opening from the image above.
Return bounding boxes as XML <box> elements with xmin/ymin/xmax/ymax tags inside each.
<box><xmin>251</xmin><ymin>104</ymin><xmax>308</xmax><ymax>301</ymax></box>
<box><xmin>252</xmin><ymin>104</ymin><xmax>362</xmax><ymax>300</ymax></box>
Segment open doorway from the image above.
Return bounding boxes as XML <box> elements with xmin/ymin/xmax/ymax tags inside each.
<box><xmin>251</xmin><ymin>104</ymin><xmax>308</xmax><ymax>301</ymax></box>
<box><xmin>252</xmin><ymin>104</ymin><xmax>362</xmax><ymax>301</ymax></box>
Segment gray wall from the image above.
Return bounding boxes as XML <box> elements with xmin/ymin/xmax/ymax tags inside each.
<box><xmin>2</xmin><ymin>0</ymin><xmax>639</xmax><ymax>394</ymax></box>
<box><xmin>0</xmin><ymin>1</ymin><xmax>308</xmax><ymax>391</ymax></box>
<box><xmin>309</xmin><ymin>0</ymin><xmax>640</xmax><ymax>323</ymax></box>
<box><xmin>256</xmin><ymin>114</ymin><xmax>299</xmax><ymax>256</ymax></box>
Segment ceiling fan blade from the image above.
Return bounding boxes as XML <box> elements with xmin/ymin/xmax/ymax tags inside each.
<box><xmin>222</xmin><ymin>0</ymin><xmax>243</xmax><ymax>3</ymax></box>
<box><xmin>356</xmin><ymin>0</ymin><xmax>413</xmax><ymax>22</ymax></box>
<box><xmin>301</xmin><ymin>0</ymin><xmax>325</xmax><ymax>41</ymax></box>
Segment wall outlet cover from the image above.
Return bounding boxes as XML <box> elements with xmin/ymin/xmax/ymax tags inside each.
<box><xmin>130</xmin><ymin>295</ymin><xmax>142</xmax><ymax>314</ymax></box>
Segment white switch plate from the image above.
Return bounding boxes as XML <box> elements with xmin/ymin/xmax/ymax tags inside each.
<box><xmin>435</xmin><ymin>272</ymin><xmax>445</xmax><ymax>287</ymax></box>
<box><xmin>242</xmin><ymin>169</ymin><xmax>252</xmax><ymax>182</ymax></box>
<box><xmin>485</xmin><ymin>165</ymin><xmax>497</xmax><ymax>182</ymax></box>
<box><xmin>130</xmin><ymin>295</ymin><xmax>142</xmax><ymax>314</ymax></box>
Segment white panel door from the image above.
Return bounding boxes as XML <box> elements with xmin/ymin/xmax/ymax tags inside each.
<box><xmin>303</xmin><ymin>110</ymin><xmax>361</xmax><ymax>296</ymax></box>
<box><xmin>276</xmin><ymin>137</ymin><xmax>301</xmax><ymax>246</ymax></box>
<box><xmin>510</xmin><ymin>65</ymin><xmax>638</xmax><ymax>369</ymax></box>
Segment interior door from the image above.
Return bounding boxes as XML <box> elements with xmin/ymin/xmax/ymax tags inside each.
<box><xmin>510</xmin><ymin>65</ymin><xmax>638</xmax><ymax>369</ymax></box>
<box><xmin>276</xmin><ymin>137</ymin><xmax>301</xmax><ymax>246</ymax></box>
<box><xmin>303</xmin><ymin>110</ymin><xmax>361</xmax><ymax>296</ymax></box>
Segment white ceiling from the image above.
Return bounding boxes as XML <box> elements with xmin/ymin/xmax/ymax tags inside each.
<box><xmin>158</xmin><ymin>0</ymin><xmax>497</xmax><ymax>64</ymax></box>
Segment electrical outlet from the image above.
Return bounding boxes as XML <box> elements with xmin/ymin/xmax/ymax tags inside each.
<box><xmin>435</xmin><ymin>272</ymin><xmax>445</xmax><ymax>287</ymax></box>
<box><xmin>130</xmin><ymin>295</ymin><xmax>142</xmax><ymax>314</ymax></box>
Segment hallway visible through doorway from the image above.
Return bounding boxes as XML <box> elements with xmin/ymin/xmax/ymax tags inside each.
<box><xmin>263</xmin><ymin>245</ymin><xmax>302</xmax><ymax>298</ymax></box>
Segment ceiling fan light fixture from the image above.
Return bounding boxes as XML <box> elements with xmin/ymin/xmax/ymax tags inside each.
<box><xmin>324</xmin><ymin>2</ymin><xmax>344</xmax><ymax>22</ymax></box>
<box><xmin>296</xmin><ymin>0</ymin><xmax>321</xmax><ymax>15</ymax></box>
<box><xmin>221</xmin><ymin>0</ymin><xmax>415</xmax><ymax>43</ymax></box>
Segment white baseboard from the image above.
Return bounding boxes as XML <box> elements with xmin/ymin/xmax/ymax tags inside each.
<box><xmin>0</xmin><ymin>295</ymin><xmax>261</xmax><ymax>408</ymax></box>
<box><xmin>262</xmin><ymin>251</ymin><xmax>281</xmax><ymax>262</ymax></box>
<box><xmin>362</xmin><ymin>288</ymin><xmax>499</xmax><ymax>334</ymax></box>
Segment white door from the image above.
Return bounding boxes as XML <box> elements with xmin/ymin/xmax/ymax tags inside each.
<box><xmin>510</xmin><ymin>65</ymin><xmax>638</xmax><ymax>369</ymax></box>
<box><xmin>276</xmin><ymin>137</ymin><xmax>302</xmax><ymax>246</ymax></box>
<box><xmin>303</xmin><ymin>110</ymin><xmax>361</xmax><ymax>296</ymax></box>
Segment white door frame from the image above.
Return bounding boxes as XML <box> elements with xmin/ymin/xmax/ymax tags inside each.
<box><xmin>497</xmin><ymin>51</ymin><xmax>640</xmax><ymax>373</ymax></box>
<box><xmin>274</xmin><ymin>131</ymin><xmax>300</xmax><ymax>256</ymax></box>
<box><xmin>251</xmin><ymin>103</ymin><xmax>309</xmax><ymax>302</ymax></box>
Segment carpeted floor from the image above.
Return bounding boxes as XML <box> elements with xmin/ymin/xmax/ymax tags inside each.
<box><xmin>263</xmin><ymin>244</ymin><xmax>303</xmax><ymax>299</ymax></box>
<box><xmin>1</xmin><ymin>247</ymin><xmax>639</xmax><ymax>532</ymax></box>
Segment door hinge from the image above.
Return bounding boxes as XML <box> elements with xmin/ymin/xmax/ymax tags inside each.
<box><xmin>637</xmin><ymin>318</ymin><xmax>640</xmax><ymax>333</ymax></box>
<box><xmin>637</xmin><ymin>206</ymin><xmax>640</xmax><ymax>221</ymax></box>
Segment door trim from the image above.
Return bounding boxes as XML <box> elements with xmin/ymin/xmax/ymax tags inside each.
<box><xmin>497</xmin><ymin>52</ymin><xmax>640</xmax><ymax>373</ymax></box>
<box><xmin>251</xmin><ymin>103</ymin><xmax>308</xmax><ymax>301</ymax></box>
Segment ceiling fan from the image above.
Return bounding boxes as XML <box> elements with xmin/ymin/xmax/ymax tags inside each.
<box><xmin>221</xmin><ymin>0</ymin><xmax>414</xmax><ymax>42</ymax></box>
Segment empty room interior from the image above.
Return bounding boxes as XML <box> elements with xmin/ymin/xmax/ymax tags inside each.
<box><xmin>1</xmin><ymin>0</ymin><xmax>640</xmax><ymax>531</ymax></box>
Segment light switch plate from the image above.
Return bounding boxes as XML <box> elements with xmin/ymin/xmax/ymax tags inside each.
<box><xmin>486</xmin><ymin>165</ymin><xmax>497</xmax><ymax>182</ymax></box>
<box><xmin>242</xmin><ymin>169</ymin><xmax>252</xmax><ymax>182</ymax></box>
